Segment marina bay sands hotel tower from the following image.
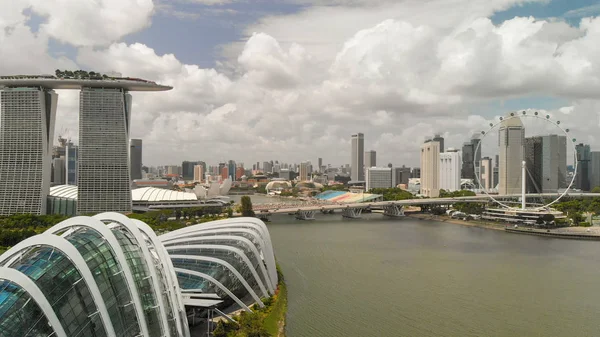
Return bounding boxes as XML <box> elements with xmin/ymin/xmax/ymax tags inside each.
<box><xmin>0</xmin><ymin>75</ymin><xmax>172</xmax><ymax>215</ymax></box>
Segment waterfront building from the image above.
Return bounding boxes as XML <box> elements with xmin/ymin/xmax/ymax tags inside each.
<box><xmin>366</xmin><ymin>167</ymin><xmax>393</xmax><ymax>191</ymax></box>
<box><xmin>480</xmin><ymin>157</ymin><xmax>493</xmax><ymax>190</ymax></box>
<box><xmin>420</xmin><ymin>141</ymin><xmax>440</xmax><ymax>197</ymax></box>
<box><xmin>439</xmin><ymin>149</ymin><xmax>461</xmax><ymax>192</ymax></box>
<box><xmin>193</xmin><ymin>164</ymin><xmax>204</xmax><ymax>182</ymax></box>
<box><xmin>433</xmin><ymin>134</ymin><xmax>445</xmax><ymax>153</ymax></box>
<box><xmin>365</xmin><ymin>150</ymin><xmax>377</xmax><ymax>169</ymax></box>
<box><xmin>0</xmin><ymin>87</ymin><xmax>57</xmax><ymax>215</ymax></box>
<box><xmin>130</xmin><ymin>139</ymin><xmax>143</xmax><ymax>180</ymax></box>
<box><xmin>498</xmin><ymin>116</ymin><xmax>524</xmax><ymax>195</ymax></box>
<box><xmin>394</xmin><ymin>166</ymin><xmax>411</xmax><ymax>185</ymax></box>
<box><xmin>78</xmin><ymin>88</ymin><xmax>132</xmax><ymax>214</ymax></box>
<box><xmin>0</xmin><ymin>214</ymin><xmax>278</xmax><ymax>336</ymax></box>
<box><xmin>65</xmin><ymin>143</ymin><xmax>78</xmax><ymax>185</ymax></box>
<box><xmin>589</xmin><ymin>151</ymin><xmax>600</xmax><ymax>190</ymax></box>
<box><xmin>576</xmin><ymin>143</ymin><xmax>591</xmax><ymax>191</ymax></box>
<box><xmin>351</xmin><ymin>133</ymin><xmax>365</xmax><ymax>181</ymax></box>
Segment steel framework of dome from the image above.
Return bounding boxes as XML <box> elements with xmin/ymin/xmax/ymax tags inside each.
<box><xmin>0</xmin><ymin>214</ymin><xmax>277</xmax><ymax>337</ymax></box>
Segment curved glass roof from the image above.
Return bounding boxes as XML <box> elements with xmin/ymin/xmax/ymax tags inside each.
<box><xmin>0</xmin><ymin>215</ymin><xmax>277</xmax><ymax>337</ymax></box>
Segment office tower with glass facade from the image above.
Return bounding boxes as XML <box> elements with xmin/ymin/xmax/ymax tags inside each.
<box><xmin>0</xmin><ymin>87</ymin><xmax>57</xmax><ymax>215</ymax></box>
<box><xmin>78</xmin><ymin>87</ymin><xmax>133</xmax><ymax>214</ymax></box>
<box><xmin>590</xmin><ymin>152</ymin><xmax>600</xmax><ymax>190</ymax></box>
<box><xmin>130</xmin><ymin>139</ymin><xmax>143</xmax><ymax>180</ymax></box>
<box><xmin>498</xmin><ymin>117</ymin><xmax>524</xmax><ymax>195</ymax></box>
<box><xmin>394</xmin><ymin>166</ymin><xmax>411</xmax><ymax>185</ymax></box>
<box><xmin>351</xmin><ymin>133</ymin><xmax>365</xmax><ymax>181</ymax></box>
<box><xmin>576</xmin><ymin>143</ymin><xmax>591</xmax><ymax>191</ymax></box>
<box><xmin>65</xmin><ymin>144</ymin><xmax>78</xmax><ymax>185</ymax></box>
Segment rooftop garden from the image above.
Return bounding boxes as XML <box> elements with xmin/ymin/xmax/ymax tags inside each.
<box><xmin>0</xmin><ymin>70</ymin><xmax>156</xmax><ymax>84</ymax></box>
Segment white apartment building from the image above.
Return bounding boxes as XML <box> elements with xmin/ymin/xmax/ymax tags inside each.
<box><xmin>480</xmin><ymin>157</ymin><xmax>493</xmax><ymax>190</ymax></box>
<box><xmin>439</xmin><ymin>149</ymin><xmax>461</xmax><ymax>192</ymax></box>
<box><xmin>420</xmin><ymin>141</ymin><xmax>440</xmax><ymax>197</ymax></box>
<box><xmin>366</xmin><ymin>167</ymin><xmax>393</xmax><ymax>191</ymax></box>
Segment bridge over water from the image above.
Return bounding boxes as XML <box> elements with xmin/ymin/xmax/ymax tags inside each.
<box><xmin>253</xmin><ymin>193</ymin><xmax>600</xmax><ymax>220</ymax></box>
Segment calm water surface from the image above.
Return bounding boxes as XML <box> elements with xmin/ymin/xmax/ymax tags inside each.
<box><xmin>266</xmin><ymin>212</ymin><xmax>600</xmax><ymax>337</ymax></box>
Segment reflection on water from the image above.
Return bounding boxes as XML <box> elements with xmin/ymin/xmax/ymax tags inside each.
<box><xmin>267</xmin><ymin>213</ymin><xmax>600</xmax><ymax>337</ymax></box>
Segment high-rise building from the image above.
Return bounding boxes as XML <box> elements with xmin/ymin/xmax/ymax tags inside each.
<box><xmin>498</xmin><ymin>116</ymin><xmax>524</xmax><ymax>195</ymax></box>
<box><xmin>366</xmin><ymin>167</ymin><xmax>393</xmax><ymax>191</ymax></box>
<box><xmin>193</xmin><ymin>164</ymin><xmax>204</xmax><ymax>182</ymax></box>
<box><xmin>420</xmin><ymin>141</ymin><xmax>440</xmax><ymax>197</ymax></box>
<box><xmin>182</xmin><ymin>161</ymin><xmax>200</xmax><ymax>180</ymax></box>
<box><xmin>235</xmin><ymin>167</ymin><xmax>245</xmax><ymax>180</ymax></box>
<box><xmin>433</xmin><ymin>134</ymin><xmax>445</xmax><ymax>153</ymax></box>
<box><xmin>394</xmin><ymin>166</ymin><xmax>411</xmax><ymax>185</ymax></box>
<box><xmin>220</xmin><ymin>166</ymin><xmax>229</xmax><ymax>181</ymax></box>
<box><xmin>318</xmin><ymin>158</ymin><xmax>323</xmax><ymax>173</ymax></box>
<box><xmin>66</xmin><ymin>143</ymin><xmax>78</xmax><ymax>185</ymax></box>
<box><xmin>480</xmin><ymin>157</ymin><xmax>493</xmax><ymax>190</ymax></box>
<box><xmin>129</xmin><ymin>139</ymin><xmax>143</xmax><ymax>181</ymax></box>
<box><xmin>589</xmin><ymin>152</ymin><xmax>600</xmax><ymax>190</ymax></box>
<box><xmin>167</xmin><ymin>165</ymin><xmax>180</xmax><ymax>175</ymax></box>
<box><xmin>351</xmin><ymin>133</ymin><xmax>365</xmax><ymax>181</ymax></box>
<box><xmin>439</xmin><ymin>149</ymin><xmax>461</xmax><ymax>192</ymax></box>
<box><xmin>541</xmin><ymin>135</ymin><xmax>567</xmax><ymax>192</ymax></box>
<box><xmin>280</xmin><ymin>169</ymin><xmax>291</xmax><ymax>181</ymax></box>
<box><xmin>524</xmin><ymin>136</ymin><xmax>543</xmax><ymax>193</ymax></box>
<box><xmin>228</xmin><ymin>160</ymin><xmax>236</xmax><ymax>179</ymax></box>
<box><xmin>411</xmin><ymin>167</ymin><xmax>421</xmax><ymax>178</ymax></box>
<box><xmin>263</xmin><ymin>161</ymin><xmax>272</xmax><ymax>174</ymax></box>
<box><xmin>52</xmin><ymin>157</ymin><xmax>66</xmax><ymax>186</ymax></box>
<box><xmin>365</xmin><ymin>150</ymin><xmax>377</xmax><ymax>169</ymax></box>
<box><xmin>576</xmin><ymin>143</ymin><xmax>591</xmax><ymax>191</ymax></box>
<box><xmin>78</xmin><ymin>87</ymin><xmax>132</xmax><ymax>214</ymax></box>
<box><xmin>461</xmin><ymin>135</ymin><xmax>482</xmax><ymax>181</ymax></box>
<box><xmin>0</xmin><ymin>87</ymin><xmax>57</xmax><ymax>215</ymax></box>
<box><xmin>299</xmin><ymin>161</ymin><xmax>310</xmax><ymax>181</ymax></box>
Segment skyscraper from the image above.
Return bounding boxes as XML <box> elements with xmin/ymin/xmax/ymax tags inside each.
<box><xmin>78</xmin><ymin>87</ymin><xmax>132</xmax><ymax>214</ymax></box>
<box><xmin>541</xmin><ymin>135</ymin><xmax>567</xmax><ymax>192</ymax></box>
<box><xmin>433</xmin><ymin>134</ymin><xmax>445</xmax><ymax>153</ymax></box>
<box><xmin>439</xmin><ymin>149</ymin><xmax>461</xmax><ymax>192</ymax></box>
<box><xmin>524</xmin><ymin>136</ymin><xmax>542</xmax><ymax>193</ymax></box>
<box><xmin>193</xmin><ymin>164</ymin><xmax>204</xmax><ymax>182</ymax></box>
<box><xmin>589</xmin><ymin>151</ymin><xmax>600</xmax><ymax>190</ymax></box>
<box><xmin>130</xmin><ymin>139</ymin><xmax>143</xmax><ymax>180</ymax></box>
<box><xmin>65</xmin><ymin>143</ymin><xmax>78</xmax><ymax>185</ymax></box>
<box><xmin>480</xmin><ymin>157</ymin><xmax>493</xmax><ymax>190</ymax></box>
<box><xmin>351</xmin><ymin>133</ymin><xmax>365</xmax><ymax>181</ymax></box>
<box><xmin>299</xmin><ymin>161</ymin><xmax>310</xmax><ymax>181</ymax></box>
<box><xmin>365</xmin><ymin>150</ymin><xmax>376</xmax><ymax>169</ymax></box>
<box><xmin>0</xmin><ymin>87</ymin><xmax>57</xmax><ymax>215</ymax></box>
<box><xmin>52</xmin><ymin>157</ymin><xmax>66</xmax><ymax>186</ymax></box>
<box><xmin>498</xmin><ymin>116</ymin><xmax>524</xmax><ymax>195</ymax></box>
<box><xmin>420</xmin><ymin>141</ymin><xmax>440</xmax><ymax>197</ymax></box>
<box><xmin>182</xmin><ymin>161</ymin><xmax>199</xmax><ymax>180</ymax></box>
<box><xmin>394</xmin><ymin>166</ymin><xmax>411</xmax><ymax>185</ymax></box>
<box><xmin>318</xmin><ymin>157</ymin><xmax>323</xmax><ymax>173</ymax></box>
<box><xmin>228</xmin><ymin>160</ymin><xmax>236</xmax><ymax>179</ymax></box>
<box><xmin>576</xmin><ymin>143</ymin><xmax>591</xmax><ymax>191</ymax></box>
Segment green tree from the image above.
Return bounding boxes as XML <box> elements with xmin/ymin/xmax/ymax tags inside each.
<box><xmin>241</xmin><ymin>196</ymin><xmax>255</xmax><ymax>217</ymax></box>
<box><xmin>592</xmin><ymin>186</ymin><xmax>600</xmax><ymax>193</ymax></box>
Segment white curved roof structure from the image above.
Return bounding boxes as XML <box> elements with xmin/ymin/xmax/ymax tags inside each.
<box><xmin>49</xmin><ymin>185</ymin><xmax>78</xmax><ymax>199</ymax></box>
<box><xmin>132</xmin><ymin>187</ymin><xmax>198</xmax><ymax>202</ymax></box>
<box><xmin>0</xmin><ymin>215</ymin><xmax>278</xmax><ymax>337</ymax></box>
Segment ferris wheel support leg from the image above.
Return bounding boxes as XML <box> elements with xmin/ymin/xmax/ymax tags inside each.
<box><xmin>521</xmin><ymin>160</ymin><xmax>526</xmax><ymax>210</ymax></box>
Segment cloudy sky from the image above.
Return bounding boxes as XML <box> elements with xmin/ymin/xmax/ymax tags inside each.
<box><xmin>2</xmin><ymin>0</ymin><xmax>600</xmax><ymax>168</ymax></box>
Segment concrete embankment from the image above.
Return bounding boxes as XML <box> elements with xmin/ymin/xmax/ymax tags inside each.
<box><xmin>505</xmin><ymin>227</ymin><xmax>600</xmax><ymax>240</ymax></box>
<box><xmin>405</xmin><ymin>212</ymin><xmax>506</xmax><ymax>231</ymax></box>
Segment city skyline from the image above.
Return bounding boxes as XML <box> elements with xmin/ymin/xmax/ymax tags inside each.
<box><xmin>1</xmin><ymin>1</ymin><xmax>599</xmax><ymax>167</ymax></box>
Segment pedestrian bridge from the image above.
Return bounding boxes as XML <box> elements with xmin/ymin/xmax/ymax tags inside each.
<box><xmin>253</xmin><ymin>193</ymin><xmax>600</xmax><ymax>220</ymax></box>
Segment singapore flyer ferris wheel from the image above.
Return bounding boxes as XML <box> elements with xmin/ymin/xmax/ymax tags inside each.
<box><xmin>473</xmin><ymin>110</ymin><xmax>578</xmax><ymax>211</ymax></box>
